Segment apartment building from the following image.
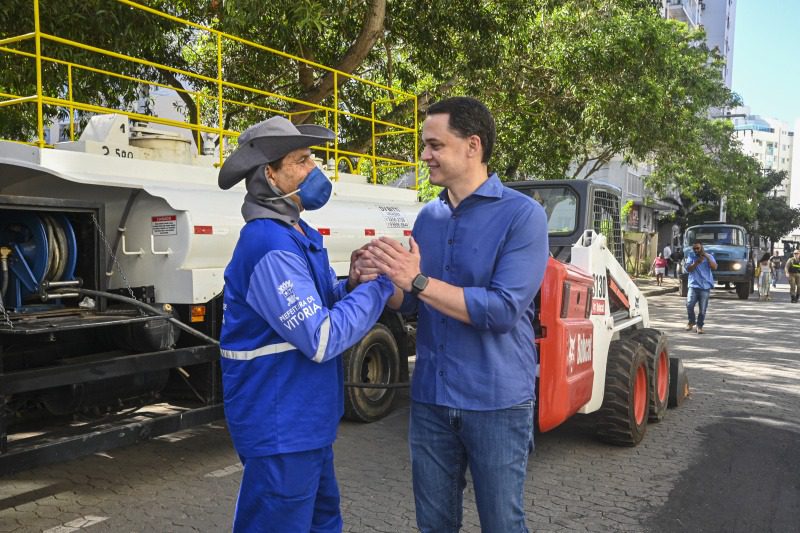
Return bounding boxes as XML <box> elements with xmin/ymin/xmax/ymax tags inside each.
<box><xmin>663</xmin><ymin>0</ymin><xmax>737</xmax><ymax>88</ymax></box>
<box><xmin>731</xmin><ymin>107</ymin><xmax>794</xmax><ymax>201</ymax></box>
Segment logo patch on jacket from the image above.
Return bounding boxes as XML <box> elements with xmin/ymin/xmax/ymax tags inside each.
<box><xmin>277</xmin><ymin>280</ymin><xmax>300</xmax><ymax>305</ymax></box>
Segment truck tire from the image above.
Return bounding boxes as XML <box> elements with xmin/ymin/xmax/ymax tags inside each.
<box><xmin>629</xmin><ymin>329</ymin><xmax>670</xmax><ymax>423</ymax></box>
<box><xmin>343</xmin><ymin>324</ymin><xmax>400</xmax><ymax>423</ymax></box>
<box><xmin>596</xmin><ymin>339</ymin><xmax>649</xmax><ymax>446</ymax></box>
<box><xmin>736</xmin><ymin>281</ymin><xmax>750</xmax><ymax>299</ymax></box>
<box><xmin>680</xmin><ymin>277</ymin><xmax>688</xmax><ymax>297</ymax></box>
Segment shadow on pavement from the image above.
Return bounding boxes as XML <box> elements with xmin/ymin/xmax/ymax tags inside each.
<box><xmin>646</xmin><ymin>412</ymin><xmax>800</xmax><ymax>533</ymax></box>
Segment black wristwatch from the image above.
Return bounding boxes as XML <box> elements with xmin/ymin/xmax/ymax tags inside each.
<box><xmin>410</xmin><ymin>273</ymin><xmax>429</xmax><ymax>295</ymax></box>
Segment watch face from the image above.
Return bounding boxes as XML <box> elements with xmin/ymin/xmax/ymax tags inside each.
<box><xmin>412</xmin><ymin>274</ymin><xmax>428</xmax><ymax>293</ymax></box>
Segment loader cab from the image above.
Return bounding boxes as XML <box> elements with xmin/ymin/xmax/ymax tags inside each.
<box><xmin>508</xmin><ymin>179</ymin><xmax>624</xmax><ymax>265</ymax></box>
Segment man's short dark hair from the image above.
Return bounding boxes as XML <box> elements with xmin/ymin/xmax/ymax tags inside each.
<box><xmin>427</xmin><ymin>97</ymin><xmax>496</xmax><ymax>164</ymax></box>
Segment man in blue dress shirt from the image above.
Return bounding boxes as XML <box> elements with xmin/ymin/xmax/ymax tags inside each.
<box><xmin>684</xmin><ymin>241</ymin><xmax>717</xmax><ymax>334</ymax></box>
<box><xmin>364</xmin><ymin>97</ymin><xmax>549</xmax><ymax>532</ymax></box>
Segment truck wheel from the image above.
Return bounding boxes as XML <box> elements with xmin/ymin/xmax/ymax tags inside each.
<box><xmin>629</xmin><ymin>329</ymin><xmax>670</xmax><ymax>423</ymax></box>
<box><xmin>680</xmin><ymin>277</ymin><xmax>688</xmax><ymax>297</ymax></box>
<box><xmin>343</xmin><ymin>324</ymin><xmax>400</xmax><ymax>423</ymax></box>
<box><xmin>735</xmin><ymin>282</ymin><xmax>750</xmax><ymax>299</ymax></box>
<box><xmin>596</xmin><ymin>339</ymin><xmax>649</xmax><ymax>446</ymax></box>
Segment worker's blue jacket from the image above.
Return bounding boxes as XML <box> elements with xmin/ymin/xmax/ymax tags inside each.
<box><xmin>220</xmin><ymin>218</ymin><xmax>394</xmax><ymax>457</ymax></box>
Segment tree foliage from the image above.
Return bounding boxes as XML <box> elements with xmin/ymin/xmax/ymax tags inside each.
<box><xmin>0</xmin><ymin>1</ymin><xmax>193</xmax><ymax>139</ymax></box>
<box><xmin>647</xmin><ymin>119</ymin><xmax>764</xmax><ymax>224</ymax></box>
<box><xmin>732</xmin><ymin>170</ymin><xmax>800</xmax><ymax>242</ymax></box>
<box><xmin>753</xmin><ymin>196</ymin><xmax>800</xmax><ymax>243</ymax></box>
<box><xmin>475</xmin><ymin>0</ymin><xmax>738</xmax><ymax>180</ymax></box>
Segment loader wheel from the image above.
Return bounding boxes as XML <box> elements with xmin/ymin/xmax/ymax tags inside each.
<box><xmin>735</xmin><ymin>281</ymin><xmax>750</xmax><ymax>300</ymax></box>
<box><xmin>629</xmin><ymin>329</ymin><xmax>670</xmax><ymax>423</ymax></box>
<box><xmin>596</xmin><ymin>339</ymin><xmax>649</xmax><ymax>446</ymax></box>
<box><xmin>680</xmin><ymin>277</ymin><xmax>688</xmax><ymax>297</ymax></box>
<box><xmin>343</xmin><ymin>324</ymin><xmax>400</xmax><ymax>423</ymax></box>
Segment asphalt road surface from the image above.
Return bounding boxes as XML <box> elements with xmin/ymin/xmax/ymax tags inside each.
<box><xmin>1</xmin><ymin>284</ymin><xmax>799</xmax><ymax>532</ymax></box>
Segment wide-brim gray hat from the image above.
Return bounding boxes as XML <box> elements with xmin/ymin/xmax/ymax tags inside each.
<box><xmin>218</xmin><ymin>116</ymin><xmax>335</xmax><ymax>189</ymax></box>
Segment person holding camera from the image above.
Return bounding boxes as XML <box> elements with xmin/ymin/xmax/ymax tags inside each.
<box><xmin>684</xmin><ymin>241</ymin><xmax>717</xmax><ymax>334</ymax></box>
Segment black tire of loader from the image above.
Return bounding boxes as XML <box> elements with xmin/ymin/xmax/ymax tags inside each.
<box><xmin>343</xmin><ymin>324</ymin><xmax>400</xmax><ymax>423</ymax></box>
<box><xmin>736</xmin><ymin>281</ymin><xmax>750</xmax><ymax>300</ymax></box>
<box><xmin>596</xmin><ymin>339</ymin><xmax>650</xmax><ymax>446</ymax></box>
<box><xmin>629</xmin><ymin>329</ymin><xmax>670</xmax><ymax>423</ymax></box>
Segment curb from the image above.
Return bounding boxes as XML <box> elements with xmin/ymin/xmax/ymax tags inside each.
<box><xmin>640</xmin><ymin>286</ymin><xmax>679</xmax><ymax>298</ymax></box>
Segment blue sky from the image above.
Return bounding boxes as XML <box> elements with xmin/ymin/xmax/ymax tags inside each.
<box><xmin>731</xmin><ymin>0</ymin><xmax>800</xmax><ymax>127</ymax></box>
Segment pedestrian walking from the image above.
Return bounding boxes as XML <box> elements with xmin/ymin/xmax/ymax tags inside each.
<box><xmin>363</xmin><ymin>97</ymin><xmax>548</xmax><ymax>532</ymax></box>
<box><xmin>685</xmin><ymin>241</ymin><xmax>717</xmax><ymax>334</ymax></box>
<box><xmin>770</xmin><ymin>251</ymin><xmax>783</xmax><ymax>287</ymax></box>
<box><xmin>757</xmin><ymin>252</ymin><xmax>772</xmax><ymax>301</ymax></box>
<box><xmin>663</xmin><ymin>244</ymin><xmax>672</xmax><ymax>277</ymax></box>
<box><xmin>785</xmin><ymin>249</ymin><xmax>800</xmax><ymax>303</ymax></box>
<box><xmin>651</xmin><ymin>252</ymin><xmax>668</xmax><ymax>286</ymax></box>
<box><xmin>216</xmin><ymin>116</ymin><xmax>395</xmax><ymax>532</ymax></box>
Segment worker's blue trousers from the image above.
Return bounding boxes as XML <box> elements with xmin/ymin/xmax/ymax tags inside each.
<box><xmin>233</xmin><ymin>445</ymin><xmax>342</xmax><ymax>533</ymax></box>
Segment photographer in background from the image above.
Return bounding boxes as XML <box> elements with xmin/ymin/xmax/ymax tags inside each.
<box><xmin>684</xmin><ymin>241</ymin><xmax>717</xmax><ymax>334</ymax></box>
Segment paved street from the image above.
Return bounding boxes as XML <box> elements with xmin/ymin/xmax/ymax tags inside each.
<box><xmin>2</xmin><ymin>283</ymin><xmax>799</xmax><ymax>532</ymax></box>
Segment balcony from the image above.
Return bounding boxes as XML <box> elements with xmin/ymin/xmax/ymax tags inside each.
<box><xmin>665</xmin><ymin>0</ymin><xmax>702</xmax><ymax>28</ymax></box>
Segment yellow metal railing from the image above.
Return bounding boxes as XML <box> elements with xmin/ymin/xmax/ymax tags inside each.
<box><xmin>0</xmin><ymin>0</ymin><xmax>418</xmax><ymax>185</ymax></box>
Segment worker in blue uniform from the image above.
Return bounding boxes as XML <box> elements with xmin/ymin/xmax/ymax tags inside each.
<box><xmin>217</xmin><ymin>116</ymin><xmax>395</xmax><ymax>533</ymax></box>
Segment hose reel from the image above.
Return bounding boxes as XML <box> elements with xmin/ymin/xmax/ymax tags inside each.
<box><xmin>0</xmin><ymin>211</ymin><xmax>78</xmax><ymax>309</ymax></box>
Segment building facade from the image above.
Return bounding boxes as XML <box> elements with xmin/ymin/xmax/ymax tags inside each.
<box><xmin>700</xmin><ymin>0</ymin><xmax>737</xmax><ymax>88</ymax></box>
<box><xmin>731</xmin><ymin>107</ymin><xmax>795</xmax><ymax>201</ymax></box>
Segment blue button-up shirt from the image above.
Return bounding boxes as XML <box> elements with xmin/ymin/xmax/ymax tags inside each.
<box><xmin>686</xmin><ymin>251</ymin><xmax>716</xmax><ymax>290</ymax></box>
<box><xmin>404</xmin><ymin>174</ymin><xmax>548</xmax><ymax>410</ymax></box>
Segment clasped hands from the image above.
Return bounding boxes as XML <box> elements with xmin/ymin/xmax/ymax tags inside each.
<box><xmin>347</xmin><ymin>236</ymin><xmax>420</xmax><ymax>293</ymax></box>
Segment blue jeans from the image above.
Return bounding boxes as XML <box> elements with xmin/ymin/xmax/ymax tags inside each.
<box><xmin>233</xmin><ymin>446</ymin><xmax>342</xmax><ymax>533</ymax></box>
<box><xmin>686</xmin><ymin>287</ymin><xmax>711</xmax><ymax>328</ymax></box>
<box><xmin>409</xmin><ymin>400</ymin><xmax>534</xmax><ymax>533</ymax></box>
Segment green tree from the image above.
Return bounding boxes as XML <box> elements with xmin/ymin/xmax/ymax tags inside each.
<box><xmin>648</xmin><ymin>119</ymin><xmax>764</xmax><ymax>228</ymax></box>
<box><xmin>467</xmin><ymin>0</ymin><xmax>736</xmax><ymax>181</ymax></box>
<box><xmin>753</xmin><ymin>196</ymin><xmax>800</xmax><ymax>244</ymax></box>
<box><xmin>731</xmin><ymin>170</ymin><xmax>800</xmax><ymax>243</ymax></box>
<box><xmin>0</xmin><ymin>0</ymin><xmax>193</xmax><ymax>140</ymax></box>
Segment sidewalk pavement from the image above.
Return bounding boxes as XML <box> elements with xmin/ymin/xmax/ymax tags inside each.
<box><xmin>632</xmin><ymin>274</ymin><xmax>680</xmax><ymax>297</ymax></box>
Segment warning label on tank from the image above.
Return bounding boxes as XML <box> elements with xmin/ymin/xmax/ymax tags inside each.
<box><xmin>377</xmin><ymin>206</ymin><xmax>410</xmax><ymax>229</ymax></box>
<box><xmin>152</xmin><ymin>215</ymin><xmax>177</xmax><ymax>236</ymax></box>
